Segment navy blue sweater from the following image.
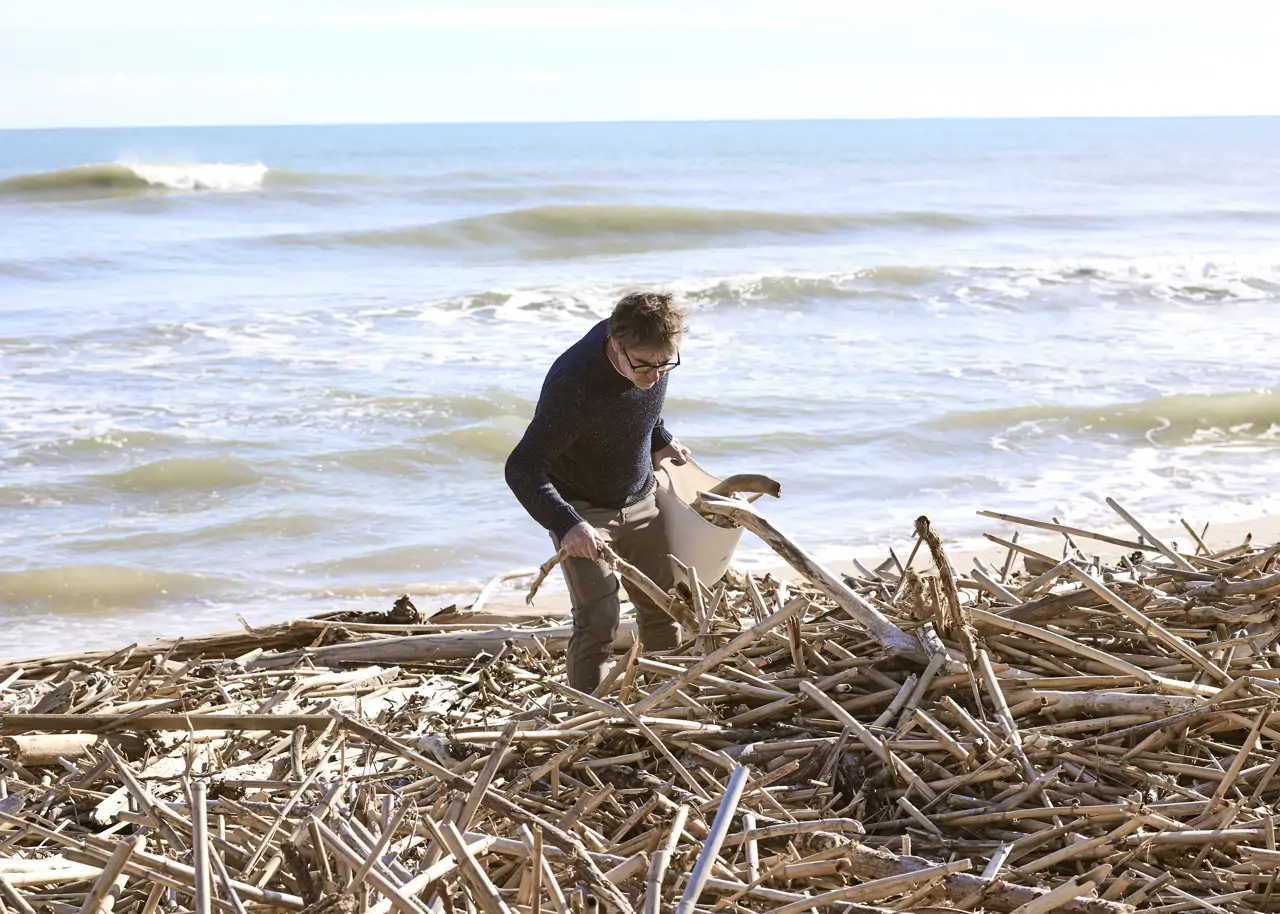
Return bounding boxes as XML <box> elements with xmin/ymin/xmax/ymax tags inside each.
<box><xmin>505</xmin><ymin>319</ymin><xmax>674</xmax><ymax>540</ymax></box>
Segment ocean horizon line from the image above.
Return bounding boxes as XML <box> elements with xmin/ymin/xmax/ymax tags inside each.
<box><xmin>4</xmin><ymin>112</ymin><xmax>1280</xmax><ymax>134</ymax></box>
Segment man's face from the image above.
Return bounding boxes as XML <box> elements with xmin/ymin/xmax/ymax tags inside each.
<box><xmin>610</xmin><ymin>338</ymin><xmax>680</xmax><ymax>390</ymax></box>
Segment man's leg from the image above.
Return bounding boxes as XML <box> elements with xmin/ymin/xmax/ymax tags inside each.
<box><xmin>556</xmin><ymin>503</ymin><xmax>625</xmax><ymax>692</ymax></box>
<box><xmin>613</xmin><ymin>491</ymin><xmax>682</xmax><ymax>651</ymax></box>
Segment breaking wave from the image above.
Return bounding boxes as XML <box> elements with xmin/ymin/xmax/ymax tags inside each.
<box><xmin>932</xmin><ymin>390</ymin><xmax>1280</xmax><ymax>448</ymax></box>
<box><xmin>419</xmin><ymin>257</ymin><xmax>1280</xmax><ymax>321</ymax></box>
<box><xmin>0</xmin><ymin>162</ymin><xmax>280</xmax><ymax>200</ymax></box>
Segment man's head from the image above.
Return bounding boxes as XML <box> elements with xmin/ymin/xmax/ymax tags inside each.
<box><xmin>607</xmin><ymin>291</ymin><xmax>686</xmax><ymax>390</ymax></box>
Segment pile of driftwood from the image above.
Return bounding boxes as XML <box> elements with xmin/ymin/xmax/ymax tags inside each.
<box><xmin>2</xmin><ymin>496</ymin><xmax>1280</xmax><ymax>914</ymax></box>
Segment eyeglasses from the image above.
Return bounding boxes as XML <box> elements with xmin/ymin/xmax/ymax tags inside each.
<box><xmin>621</xmin><ymin>346</ymin><xmax>680</xmax><ymax>375</ymax></box>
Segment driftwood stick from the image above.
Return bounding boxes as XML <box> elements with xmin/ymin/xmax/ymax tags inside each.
<box><xmin>528</xmin><ymin>825</ymin><xmax>545</xmax><ymax>914</ymax></box>
<box><xmin>973</xmin><ymin>565</ymin><xmax>1021</xmax><ymax>605</ymax></box>
<box><xmin>548</xmin><ymin>682</ymin><xmax>711</xmax><ymax>800</ymax></box>
<box><xmin>976</xmin><ymin>648</ymin><xmax>1037</xmax><ymax>781</ymax></box>
<box><xmin>0</xmin><ymin>864</ymin><xmax>105</xmax><ymax>887</ymax></box>
<box><xmin>457</xmin><ymin>719</ymin><xmax>520</xmax><ymax>832</ymax></box>
<box><xmin>969</xmin><ymin>609</ymin><xmax>1156</xmax><ymax>682</ymax></box>
<box><xmin>976</xmin><ymin>511</ymin><xmax>1147</xmax><ymax>552</ymax></box>
<box><xmin>0</xmin><ymin>714</ymin><xmax>332</xmax><ymax>734</ymax></box>
<box><xmin>983</xmin><ymin>843</ymin><xmax>1012</xmax><ymax>880</ymax></box>
<box><xmin>824</xmin><ymin>840</ymin><xmax>1131</xmax><ymax>914</ymax></box>
<box><xmin>526</xmin><ymin>550</ymin><xmax>567</xmax><ymax>605</ymax></box>
<box><xmin>696</xmin><ymin>494</ymin><xmax>924</xmax><ymax>661</ymax></box>
<box><xmin>101</xmin><ymin>746</ymin><xmax>187</xmax><ymax>854</ymax></box>
<box><xmin>601</xmin><ymin>545</ymin><xmax>695</xmax><ymax>630</ymax></box>
<box><xmin>252</xmin><ymin>623</ymin><xmax>638</xmax><ymax>666</ymax></box>
<box><xmin>741</xmin><ymin>811</ymin><xmax>760</xmax><ymax>884</ymax></box>
<box><xmin>520</xmin><ymin>825</ymin><xmax>567</xmax><ymax>914</ymax></box>
<box><xmin>1208</xmin><ymin>700</ymin><xmax>1274</xmax><ymax>809</ymax></box>
<box><xmin>1180</xmin><ymin>517</ymin><xmax>1212</xmax><ymax>556</ymax></box>
<box><xmin>1071</xmin><ymin>696</ymin><xmax>1268</xmax><ymax>749</ymax></box>
<box><xmin>917</xmin><ymin>516</ymin><xmax>985</xmax><ymax>710</ymax></box>
<box><xmin>366</xmin><ymin>834</ymin><xmax>503</xmax><ymax>914</ymax></box>
<box><xmin>799</xmin><ymin>681</ymin><xmax>937</xmax><ymax>802</ymax></box>
<box><xmin>240</xmin><ymin>737</ymin><xmax>340</xmax><ymax>875</ymax></box>
<box><xmin>352</xmin><ymin>800</ymin><xmax>411</xmax><ymax>890</ymax></box>
<box><xmin>0</xmin><ymin>734</ymin><xmax>144</xmax><ymax>764</ymax></box>
<box><xmin>1106</xmin><ymin>496</ymin><xmax>1196</xmax><ymax>572</ymax></box>
<box><xmin>526</xmin><ymin>546</ymin><xmax>694</xmax><ymax>629</ymax></box>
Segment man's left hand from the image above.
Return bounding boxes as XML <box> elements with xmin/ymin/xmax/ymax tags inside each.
<box><xmin>652</xmin><ymin>440</ymin><xmax>691</xmax><ymax>469</ymax></box>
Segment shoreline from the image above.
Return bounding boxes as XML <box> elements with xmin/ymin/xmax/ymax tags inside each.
<box><xmin>475</xmin><ymin>507</ymin><xmax>1280</xmax><ymax>622</ymax></box>
<box><xmin>1</xmin><ymin>505</ymin><xmax>1274</xmax><ymax>666</ymax></box>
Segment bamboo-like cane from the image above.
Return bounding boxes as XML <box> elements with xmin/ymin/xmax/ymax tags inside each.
<box><xmin>438</xmin><ymin>821</ymin><xmax>514</xmax><ymax>914</ymax></box>
<box><xmin>644</xmin><ymin>805</ymin><xmax>689</xmax><ymax>914</ymax></box>
<box><xmin>763</xmin><ymin>859</ymin><xmax>972</xmax><ymax>913</ymax></box>
<box><xmin>77</xmin><ymin>835</ymin><xmax>140</xmax><ymax>914</ymax></box>
<box><xmin>0</xmin><ymin>878</ymin><xmax>37</xmax><ymax>914</ymax></box>
<box><xmin>1007</xmin><ymin>874</ymin><xmax>1101</xmax><ymax>914</ymax></box>
<box><xmin>673</xmin><ymin>766</ymin><xmax>750</xmax><ymax>914</ymax></box>
<box><xmin>190</xmin><ymin>781</ymin><xmax>212</xmax><ymax>914</ymax></box>
<box><xmin>311</xmin><ymin>816</ymin><xmax>433</xmax><ymax>914</ymax></box>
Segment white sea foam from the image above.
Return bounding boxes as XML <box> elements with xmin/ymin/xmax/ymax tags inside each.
<box><xmin>124</xmin><ymin>162</ymin><xmax>268</xmax><ymax>192</ymax></box>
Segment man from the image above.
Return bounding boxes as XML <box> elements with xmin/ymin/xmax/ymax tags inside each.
<box><xmin>505</xmin><ymin>291</ymin><xmax>690</xmax><ymax>692</ymax></box>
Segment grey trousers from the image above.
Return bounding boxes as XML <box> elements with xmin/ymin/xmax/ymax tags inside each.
<box><xmin>555</xmin><ymin>490</ymin><xmax>681</xmax><ymax>692</ymax></box>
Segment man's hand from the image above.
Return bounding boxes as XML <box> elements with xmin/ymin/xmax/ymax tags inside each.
<box><xmin>652</xmin><ymin>439</ymin><xmax>691</xmax><ymax>470</ymax></box>
<box><xmin>561</xmin><ymin>521</ymin><xmax>604</xmax><ymax>561</ymax></box>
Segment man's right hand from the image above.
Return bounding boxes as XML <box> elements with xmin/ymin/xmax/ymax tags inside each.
<box><xmin>561</xmin><ymin>521</ymin><xmax>604</xmax><ymax>561</ymax></box>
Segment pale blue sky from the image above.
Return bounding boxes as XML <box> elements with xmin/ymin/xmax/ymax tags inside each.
<box><xmin>3</xmin><ymin>0</ymin><xmax>1278</xmax><ymax>129</ymax></box>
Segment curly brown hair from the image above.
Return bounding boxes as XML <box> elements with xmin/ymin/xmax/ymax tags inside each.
<box><xmin>608</xmin><ymin>292</ymin><xmax>686</xmax><ymax>357</ymax></box>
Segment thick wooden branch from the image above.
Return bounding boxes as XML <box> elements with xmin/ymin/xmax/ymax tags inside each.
<box><xmin>696</xmin><ymin>493</ymin><xmax>924</xmax><ymax>661</ymax></box>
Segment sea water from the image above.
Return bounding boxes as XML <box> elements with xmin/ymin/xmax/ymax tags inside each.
<box><xmin>2</xmin><ymin>118</ymin><xmax>1278</xmax><ymax>657</ymax></box>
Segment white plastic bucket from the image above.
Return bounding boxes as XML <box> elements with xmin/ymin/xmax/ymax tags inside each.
<box><xmin>654</xmin><ymin>458</ymin><xmax>744</xmax><ymax>586</ymax></box>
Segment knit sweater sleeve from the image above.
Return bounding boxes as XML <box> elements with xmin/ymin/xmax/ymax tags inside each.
<box><xmin>650</xmin><ymin>418</ymin><xmax>674</xmax><ymax>452</ymax></box>
<box><xmin>504</xmin><ymin>379</ymin><xmax>588</xmax><ymax>541</ymax></box>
